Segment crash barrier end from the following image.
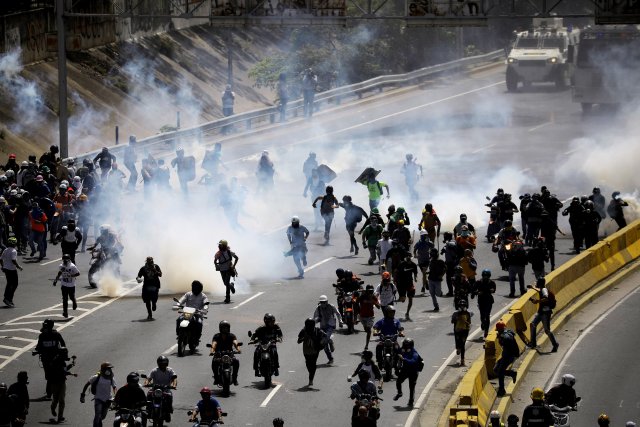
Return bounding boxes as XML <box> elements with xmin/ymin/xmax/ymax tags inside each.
<box><xmin>442</xmin><ymin>219</ymin><xmax>640</xmax><ymax>426</ymax></box>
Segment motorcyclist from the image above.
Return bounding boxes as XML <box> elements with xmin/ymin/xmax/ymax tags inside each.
<box><xmin>488</xmin><ymin>188</ymin><xmax>505</xmax><ymax>206</ymax></box>
<box><xmin>87</xmin><ymin>224</ymin><xmax>123</xmax><ymax>265</ymax></box>
<box><xmin>348</xmin><ymin>350</ymin><xmax>383</xmax><ymax>391</ymax></box>
<box><xmin>349</xmin><ymin>370</ymin><xmax>380</xmax><ymax>423</ymax></box>
<box><xmin>35</xmin><ymin>319</ymin><xmax>66</xmax><ymax>398</ymax></box>
<box><xmin>373</xmin><ymin>305</ymin><xmax>404</xmax><ymax>367</ymax></box>
<box><xmin>189</xmin><ymin>387</ymin><xmax>222</xmax><ymax>425</ymax></box>
<box><xmin>394</xmin><ymin>338</ymin><xmax>422</xmax><ymax>407</ymax></box>
<box><xmin>250</xmin><ymin>313</ymin><xmax>283</xmax><ymax>376</ymax></box>
<box><xmin>497</xmin><ymin>193</ymin><xmax>519</xmax><ymax>225</ymax></box>
<box><xmin>175</xmin><ymin>280</ymin><xmax>209</xmax><ymax>343</ymax></box>
<box><xmin>113</xmin><ymin>372</ymin><xmax>147</xmax><ymax>427</ymax></box>
<box><xmin>521</xmin><ymin>387</ymin><xmax>554</xmax><ymax>426</ymax></box>
<box><xmin>144</xmin><ymin>356</ymin><xmax>177</xmax><ymax>422</ymax></box>
<box><xmin>210</xmin><ymin>321</ymin><xmax>241</xmax><ymax>386</ymax></box>
<box><xmin>337</xmin><ymin>270</ymin><xmax>363</xmax><ymax>294</ymax></box>
<box><xmin>545</xmin><ymin>374</ymin><xmax>579</xmax><ymax>409</ymax></box>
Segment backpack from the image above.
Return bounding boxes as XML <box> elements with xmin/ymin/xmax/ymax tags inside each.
<box><xmin>90</xmin><ymin>373</ymin><xmax>101</xmax><ymax>395</ymax></box>
<box><xmin>546</xmin><ymin>289</ymin><xmax>557</xmax><ymax>310</ymax></box>
<box><xmin>501</xmin><ymin>329</ymin><xmax>520</xmax><ymax>357</ymax></box>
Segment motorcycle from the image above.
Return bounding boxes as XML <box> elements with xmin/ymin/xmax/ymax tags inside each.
<box><xmin>485</xmin><ymin>196</ymin><xmax>501</xmax><ymax>242</ymax></box>
<box><xmin>335</xmin><ymin>287</ymin><xmax>359</xmax><ymax>334</ymax></box>
<box><xmin>174</xmin><ymin>298</ymin><xmax>207</xmax><ymax>357</ymax></box>
<box><xmin>187</xmin><ymin>410</ymin><xmax>227</xmax><ymax>426</ymax></box>
<box><xmin>207</xmin><ymin>343</ymin><xmax>242</xmax><ymax>397</ymax></box>
<box><xmin>88</xmin><ymin>247</ymin><xmax>121</xmax><ymax>288</ymax></box>
<box><xmin>112</xmin><ymin>405</ymin><xmax>146</xmax><ymax>427</ymax></box>
<box><xmin>143</xmin><ymin>381</ymin><xmax>175</xmax><ymax>427</ymax></box>
<box><xmin>351</xmin><ymin>392</ymin><xmax>381</xmax><ymax>424</ymax></box>
<box><xmin>376</xmin><ymin>334</ymin><xmax>399</xmax><ymax>382</ymax></box>
<box><xmin>248</xmin><ymin>331</ymin><xmax>277</xmax><ymax>388</ymax></box>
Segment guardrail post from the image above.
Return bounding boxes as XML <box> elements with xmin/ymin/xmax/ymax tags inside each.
<box><xmin>115</xmin><ymin>126</ymin><xmax>119</xmax><ymax>145</ymax></box>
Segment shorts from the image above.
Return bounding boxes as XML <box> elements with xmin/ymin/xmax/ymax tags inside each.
<box><xmin>360</xmin><ymin>316</ymin><xmax>374</xmax><ymax>329</ymax></box>
<box><xmin>397</xmin><ymin>284</ymin><xmax>415</xmax><ymax>298</ymax></box>
<box><xmin>418</xmin><ymin>261</ymin><xmax>429</xmax><ymax>269</ymax></box>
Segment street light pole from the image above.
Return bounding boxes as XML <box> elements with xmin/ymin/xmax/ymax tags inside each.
<box><xmin>56</xmin><ymin>0</ymin><xmax>69</xmax><ymax>158</ymax></box>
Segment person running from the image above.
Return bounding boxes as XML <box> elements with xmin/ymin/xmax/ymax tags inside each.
<box><xmin>451</xmin><ymin>300</ymin><xmax>472</xmax><ymax>366</ymax></box>
<box><xmin>413</xmin><ymin>230</ymin><xmax>434</xmax><ymax>293</ymax></box>
<box><xmin>527</xmin><ymin>277</ymin><xmax>559</xmax><ymax>352</ymax></box>
<box><xmin>360</xmin><ymin>170</ymin><xmax>389</xmax><ymax>210</ymax></box>
<box><xmin>136</xmin><ymin>256</ymin><xmax>162</xmax><ymax>320</ymax></box>
<box><xmin>52</xmin><ymin>254</ymin><xmax>80</xmax><ymax>318</ymax></box>
<box><xmin>427</xmin><ymin>248</ymin><xmax>446</xmax><ymax>312</ymax></box>
<box><xmin>312</xmin><ymin>186</ymin><xmax>339</xmax><ymax>245</ymax></box>
<box><xmin>393</xmin><ymin>338</ymin><xmax>423</xmax><ymax>407</ymax></box>
<box><xmin>214</xmin><ymin>240</ymin><xmax>239</xmax><ymax>304</ymax></box>
<box><xmin>1</xmin><ymin>237</ymin><xmax>23</xmax><ymax>307</ymax></box>
<box><xmin>297</xmin><ymin>318</ymin><xmax>327</xmax><ymax>387</ymax></box>
<box><xmin>362</xmin><ymin>216</ymin><xmax>384</xmax><ymax>266</ymax></box>
<box><xmin>473</xmin><ymin>269</ymin><xmax>496</xmax><ymax>338</ymax></box>
<box><xmin>396</xmin><ymin>253</ymin><xmax>418</xmax><ymax>320</ymax></box>
<box><xmin>339</xmin><ymin>195</ymin><xmax>368</xmax><ymax>255</ymax></box>
<box><xmin>285</xmin><ymin>216</ymin><xmax>309</xmax><ymax>278</ymax></box>
<box><xmin>314</xmin><ymin>295</ymin><xmax>343</xmax><ymax>363</ymax></box>
<box><xmin>80</xmin><ymin>362</ymin><xmax>117</xmax><ymax>427</ymax></box>
<box><xmin>375</xmin><ymin>271</ymin><xmax>397</xmax><ymax>311</ymax></box>
<box><xmin>357</xmin><ymin>285</ymin><xmax>380</xmax><ymax>351</ymax></box>
<box><xmin>495</xmin><ymin>321</ymin><xmax>519</xmax><ymax>397</ymax></box>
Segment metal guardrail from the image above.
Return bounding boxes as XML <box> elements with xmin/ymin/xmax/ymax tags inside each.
<box><xmin>79</xmin><ymin>49</ymin><xmax>504</xmax><ymax>161</ymax></box>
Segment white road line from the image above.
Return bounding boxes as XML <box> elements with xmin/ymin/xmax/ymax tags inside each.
<box><xmin>0</xmin><ymin>336</ymin><xmax>36</xmax><ymax>343</ymax></box>
<box><xmin>40</xmin><ymin>258</ymin><xmax>62</xmax><ymax>266</ymax></box>
<box><xmin>0</xmin><ymin>344</ymin><xmax>22</xmax><ymax>351</ymax></box>
<box><xmin>547</xmin><ymin>286</ymin><xmax>640</xmax><ymax>389</ymax></box>
<box><xmin>403</xmin><ymin>302</ymin><xmax>514</xmax><ymax>427</ymax></box>
<box><xmin>304</xmin><ymin>257</ymin><xmax>335</xmax><ymax>273</ymax></box>
<box><xmin>564</xmin><ymin>148</ymin><xmax>580</xmax><ymax>155</ymax></box>
<box><xmin>0</xmin><ymin>329</ymin><xmax>40</xmax><ymax>334</ymax></box>
<box><xmin>471</xmin><ymin>144</ymin><xmax>495</xmax><ymax>154</ymax></box>
<box><xmin>163</xmin><ymin>344</ymin><xmax>178</xmax><ymax>355</ymax></box>
<box><xmin>259</xmin><ymin>383</ymin><xmax>282</xmax><ymax>407</ymax></box>
<box><xmin>528</xmin><ymin>121</ymin><xmax>552</xmax><ymax>132</ymax></box>
<box><xmin>0</xmin><ymin>282</ymin><xmax>143</xmax><ymax>370</ymax></box>
<box><xmin>231</xmin><ymin>292</ymin><xmax>264</xmax><ymax>310</ymax></box>
<box><xmin>0</xmin><ymin>355</ymin><xmax>10</xmax><ymax>359</ymax></box>
<box><xmin>2</xmin><ymin>321</ymin><xmax>46</xmax><ymax>326</ymax></box>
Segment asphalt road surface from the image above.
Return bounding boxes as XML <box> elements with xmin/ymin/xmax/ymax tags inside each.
<box><xmin>0</xmin><ymin>64</ymin><xmax>630</xmax><ymax>426</ymax></box>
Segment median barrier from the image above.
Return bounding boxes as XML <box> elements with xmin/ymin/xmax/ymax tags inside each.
<box><xmin>443</xmin><ymin>219</ymin><xmax>640</xmax><ymax>427</ymax></box>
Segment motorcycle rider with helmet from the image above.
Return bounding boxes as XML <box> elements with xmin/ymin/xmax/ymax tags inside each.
<box><xmin>545</xmin><ymin>374</ymin><xmax>579</xmax><ymax>409</ymax></box>
<box><xmin>350</xmin><ymin>370</ymin><xmax>380</xmax><ymax>424</ymax></box>
<box><xmin>176</xmin><ymin>280</ymin><xmax>209</xmax><ymax>344</ymax></box>
<box><xmin>210</xmin><ymin>321</ymin><xmax>241</xmax><ymax>386</ymax></box>
<box><xmin>113</xmin><ymin>372</ymin><xmax>147</xmax><ymax>427</ymax></box>
<box><xmin>394</xmin><ymin>338</ymin><xmax>422</xmax><ymax>407</ymax></box>
<box><xmin>250</xmin><ymin>314</ymin><xmax>283</xmax><ymax>376</ymax></box>
<box><xmin>522</xmin><ymin>387</ymin><xmax>554</xmax><ymax>426</ymax></box>
<box><xmin>87</xmin><ymin>224</ymin><xmax>123</xmax><ymax>265</ymax></box>
<box><xmin>144</xmin><ymin>356</ymin><xmax>177</xmax><ymax>422</ymax></box>
<box><xmin>348</xmin><ymin>350</ymin><xmax>383</xmax><ymax>391</ymax></box>
<box><xmin>189</xmin><ymin>387</ymin><xmax>222</xmax><ymax>425</ymax></box>
<box><xmin>372</xmin><ymin>305</ymin><xmax>404</xmax><ymax>367</ymax></box>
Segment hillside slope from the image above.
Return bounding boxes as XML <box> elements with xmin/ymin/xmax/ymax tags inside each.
<box><xmin>0</xmin><ymin>26</ymin><xmax>290</xmax><ymax>159</ymax></box>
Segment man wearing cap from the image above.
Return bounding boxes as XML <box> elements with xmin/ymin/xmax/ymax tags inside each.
<box><xmin>214</xmin><ymin>240</ymin><xmax>239</xmax><ymax>304</ymax></box>
<box><xmin>313</xmin><ymin>294</ymin><xmax>343</xmax><ymax>363</ymax></box>
<box><xmin>80</xmin><ymin>362</ymin><xmax>117</xmax><ymax>427</ymax></box>
<box><xmin>53</xmin><ymin>254</ymin><xmax>80</xmax><ymax>318</ymax></box>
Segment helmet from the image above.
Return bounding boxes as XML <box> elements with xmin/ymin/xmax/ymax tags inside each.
<box><xmin>384</xmin><ymin>305</ymin><xmax>396</xmax><ymax>317</ymax></box>
<box><xmin>430</xmin><ymin>248</ymin><xmax>439</xmax><ymax>257</ymax></box>
<box><xmin>507</xmin><ymin>414</ymin><xmax>520</xmax><ymax>425</ymax></box>
<box><xmin>490</xmin><ymin>410</ymin><xmax>500</xmax><ymax>419</ymax></box>
<box><xmin>420</xmin><ymin>229</ymin><xmax>428</xmax><ymax>236</ymax></box>
<box><xmin>59</xmin><ymin>184</ymin><xmax>67</xmax><ymax>191</ymax></box>
<box><xmin>458</xmin><ymin>299</ymin><xmax>468</xmax><ymax>308</ymax></box>
<box><xmin>21</xmin><ymin>161</ymin><xmax>28</xmax><ymax>167</ymax></box>
<box><xmin>319</xmin><ymin>295</ymin><xmax>328</xmax><ymax>303</ymax></box>
<box><xmin>371</xmin><ymin>207</ymin><xmax>379</xmax><ymax>214</ymax></box>
<box><xmin>481</xmin><ymin>269</ymin><xmax>491</xmax><ymax>277</ymax></box>
<box><xmin>100</xmin><ymin>362</ymin><xmax>114</xmax><ymax>371</ymax></box>
<box><xmin>626</xmin><ymin>422</ymin><xmax>637</xmax><ymax>427</ymax></box>
<box><xmin>561</xmin><ymin>374</ymin><xmax>576</xmax><ymax>387</ymax></box>
<box><xmin>497</xmin><ymin>188</ymin><xmax>504</xmax><ymax>195</ymax></box>
<box><xmin>443</xmin><ymin>231</ymin><xmax>453</xmax><ymax>239</ymax></box>
<box><xmin>126</xmin><ymin>372</ymin><xmax>140</xmax><ymax>385</ymax></box>
<box><xmin>454</xmin><ymin>265</ymin><xmax>463</xmax><ymax>274</ymax></box>
<box><xmin>365</xmin><ymin>284</ymin><xmax>374</xmax><ymax>292</ymax></box>
<box><xmin>219</xmin><ymin>320</ymin><xmax>231</xmax><ymax>334</ymax></box>
<box><xmin>598</xmin><ymin>414</ymin><xmax>610</xmax><ymax>426</ymax></box>
<box><xmin>612</xmin><ymin>191</ymin><xmax>621</xmax><ymax>199</ymax></box>
<box><xmin>4</xmin><ymin>170</ymin><xmax>14</xmax><ymax>177</ymax></box>
<box><xmin>291</xmin><ymin>215</ymin><xmax>300</xmax><ymax>224</ymax></box>
<box><xmin>382</xmin><ymin>271</ymin><xmax>391</xmax><ymax>280</ymax></box>
<box><xmin>99</xmin><ymin>224</ymin><xmax>111</xmax><ymax>234</ymax></box>
<box><xmin>460</xmin><ymin>213</ymin><xmax>467</xmax><ymax>220</ymax></box>
<box><xmin>496</xmin><ymin>321</ymin><xmax>506</xmax><ymax>331</ymax></box>
<box><xmin>344</xmin><ymin>270</ymin><xmax>353</xmax><ymax>280</ymax></box>
<box><xmin>7</xmin><ymin>237</ymin><xmax>17</xmax><ymax>246</ymax></box>
<box><xmin>219</xmin><ymin>239</ymin><xmax>228</xmax><ymax>248</ymax></box>
<box><xmin>200</xmin><ymin>387</ymin><xmax>212</xmax><ymax>398</ymax></box>
<box><xmin>357</xmin><ymin>369</ymin><xmax>371</xmax><ymax>381</ymax></box>
<box><xmin>41</xmin><ymin>318</ymin><xmax>54</xmax><ymax>332</ymax></box>
<box><xmin>593</xmin><ymin>187</ymin><xmax>600</xmax><ymax>194</ymax></box>
<box><xmin>8</xmin><ymin>153</ymin><xmax>16</xmax><ymax>159</ymax></box>
<box><xmin>191</xmin><ymin>280</ymin><xmax>203</xmax><ymax>295</ymax></box>
<box><xmin>304</xmin><ymin>317</ymin><xmax>315</xmax><ymax>329</ymax></box>
<box><xmin>397</xmin><ymin>219</ymin><xmax>405</xmax><ymax>226</ymax></box>
<box><xmin>79</xmin><ymin>194</ymin><xmax>88</xmax><ymax>201</ymax></box>
<box><xmin>401</xmin><ymin>338</ymin><xmax>414</xmax><ymax>349</ymax></box>
<box><xmin>157</xmin><ymin>355</ymin><xmax>169</xmax><ymax>369</ymax></box>
<box><xmin>335</xmin><ymin>268</ymin><xmax>345</xmax><ymax>278</ymax></box>
<box><xmin>264</xmin><ymin>313</ymin><xmax>276</xmax><ymax>325</ymax></box>
<box><xmin>530</xmin><ymin>387</ymin><xmax>544</xmax><ymax>401</ymax></box>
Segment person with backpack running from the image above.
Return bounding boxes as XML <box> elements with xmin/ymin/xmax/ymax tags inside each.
<box><xmin>494</xmin><ymin>321</ymin><xmax>519</xmax><ymax>397</ymax></box>
<box><xmin>360</xmin><ymin>171</ymin><xmax>389</xmax><ymax>210</ymax></box>
<box><xmin>80</xmin><ymin>362</ymin><xmax>117</xmax><ymax>427</ymax></box>
<box><xmin>313</xmin><ymin>186</ymin><xmax>339</xmax><ymax>245</ymax></box>
<box><xmin>339</xmin><ymin>195</ymin><xmax>368</xmax><ymax>255</ymax></box>
<box><xmin>527</xmin><ymin>277</ymin><xmax>559</xmax><ymax>353</ymax></box>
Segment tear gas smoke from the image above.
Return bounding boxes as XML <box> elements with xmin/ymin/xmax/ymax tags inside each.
<box><xmin>0</xmin><ymin>49</ymin><xmax>44</xmax><ymax>133</ymax></box>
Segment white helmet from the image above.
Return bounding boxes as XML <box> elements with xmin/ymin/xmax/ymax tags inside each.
<box><xmin>490</xmin><ymin>410</ymin><xmax>500</xmax><ymax>419</ymax></box>
<box><xmin>626</xmin><ymin>422</ymin><xmax>637</xmax><ymax>427</ymax></box>
<box><xmin>4</xmin><ymin>170</ymin><xmax>14</xmax><ymax>178</ymax></box>
<box><xmin>319</xmin><ymin>295</ymin><xmax>328</xmax><ymax>302</ymax></box>
<box><xmin>561</xmin><ymin>373</ymin><xmax>576</xmax><ymax>387</ymax></box>
<box><xmin>291</xmin><ymin>215</ymin><xmax>300</xmax><ymax>224</ymax></box>
<box><xmin>420</xmin><ymin>229</ymin><xmax>428</xmax><ymax>236</ymax></box>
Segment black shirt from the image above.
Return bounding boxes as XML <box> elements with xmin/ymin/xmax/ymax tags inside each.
<box><xmin>212</xmin><ymin>333</ymin><xmax>237</xmax><ymax>352</ymax></box>
<box><xmin>114</xmin><ymin>384</ymin><xmax>147</xmax><ymax>409</ymax></box>
<box><xmin>252</xmin><ymin>325</ymin><xmax>283</xmax><ymax>344</ymax></box>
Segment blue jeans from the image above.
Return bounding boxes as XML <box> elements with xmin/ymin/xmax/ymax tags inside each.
<box><xmin>29</xmin><ymin>230</ymin><xmax>46</xmax><ymax>258</ymax></box>
<box><xmin>508</xmin><ymin>265</ymin><xmax>526</xmax><ymax>295</ymax></box>
<box><xmin>93</xmin><ymin>399</ymin><xmax>110</xmax><ymax>427</ymax></box>
<box><xmin>322</xmin><ymin>212</ymin><xmax>334</xmax><ymax>241</ymax></box>
<box><xmin>321</xmin><ymin>325</ymin><xmax>335</xmax><ymax>360</ymax></box>
<box><xmin>427</xmin><ymin>279</ymin><xmax>442</xmax><ymax>309</ymax></box>
<box><xmin>529</xmin><ymin>311</ymin><xmax>557</xmax><ymax>348</ymax></box>
<box><xmin>494</xmin><ymin>354</ymin><xmax>516</xmax><ymax>391</ymax></box>
<box><xmin>369</xmin><ymin>198</ymin><xmax>380</xmax><ymax>210</ymax></box>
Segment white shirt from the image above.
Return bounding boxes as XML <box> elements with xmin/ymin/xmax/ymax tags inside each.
<box><xmin>58</xmin><ymin>262</ymin><xmax>80</xmax><ymax>287</ymax></box>
<box><xmin>90</xmin><ymin>374</ymin><xmax>116</xmax><ymax>401</ymax></box>
<box><xmin>0</xmin><ymin>247</ymin><xmax>17</xmax><ymax>271</ymax></box>
<box><xmin>377</xmin><ymin>239</ymin><xmax>392</xmax><ymax>262</ymax></box>
<box><xmin>375</xmin><ymin>282</ymin><xmax>397</xmax><ymax>307</ymax></box>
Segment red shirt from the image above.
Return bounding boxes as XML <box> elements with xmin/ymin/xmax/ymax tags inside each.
<box><xmin>29</xmin><ymin>211</ymin><xmax>48</xmax><ymax>233</ymax></box>
<box><xmin>358</xmin><ymin>294</ymin><xmax>379</xmax><ymax>317</ymax></box>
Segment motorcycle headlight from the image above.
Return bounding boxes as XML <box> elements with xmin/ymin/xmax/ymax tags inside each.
<box><xmin>507</xmin><ymin>57</ymin><xmax>517</xmax><ymax>64</ymax></box>
<box><xmin>221</xmin><ymin>355</ymin><xmax>231</xmax><ymax>364</ymax></box>
<box><xmin>153</xmin><ymin>389</ymin><xmax>163</xmax><ymax>398</ymax></box>
<box><xmin>547</xmin><ymin>57</ymin><xmax>558</xmax><ymax>64</ymax></box>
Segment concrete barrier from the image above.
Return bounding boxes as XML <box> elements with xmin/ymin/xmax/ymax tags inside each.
<box><xmin>443</xmin><ymin>219</ymin><xmax>640</xmax><ymax>427</ymax></box>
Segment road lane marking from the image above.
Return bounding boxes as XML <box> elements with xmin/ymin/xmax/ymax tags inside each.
<box><xmin>0</xmin><ymin>344</ymin><xmax>22</xmax><ymax>351</ymax></box>
<box><xmin>528</xmin><ymin>121</ymin><xmax>552</xmax><ymax>132</ymax></box>
<box><xmin>231</xmin><ymin>292</ymin><xmax>264</xmax><ymax>310</ymax></box>
<box><xmin>3</xmin><ymin>321</ymin><xmax>48</xmax><ymax>326</ymax></box>
<box><xmin>259</xmin><ymin>383</ymin><xmax>282</xmax><ymax>407</ymax></box>
<box><xmin>0</xmin><ymin>329</ymin><xmax>40</xmax><ymax>334</ymax></box>
<box><xmin>547</xmin><ymin>286</ymin><xmax>640</xmax><ymax>389</ymax></box>
<box><xmin>471</xmin><ymin>144</ymin><xmax>495</xmax><ymax>154</ymax></box>
<box><xmin>0</xmin><ymin>336</ymin><xmax>36</xmax><ymax>343</ymax></box>
<box><xmin>304</xmin><ymin>257</ymin><xmax>335</xmax><ymax>273</ymax></box>
<box><xmin>163</xmin><ymin>344</ymin><xmax>178</xmax><ymax>355</ymax></box>
<box><xmin>40</xmin><ymin>258</ymin><xmax>62</xmax><ymax>266</ymax></box>
<box><xmin>403</xmin><ymin>302</ymin><xmax>515</xmax><ymax>427</ymax></box>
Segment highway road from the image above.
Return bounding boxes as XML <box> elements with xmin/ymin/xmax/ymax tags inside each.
<box><xmin>0</xmin><ymin>63</ymin><xmax>635</xmax><ymax>426</ymax></box>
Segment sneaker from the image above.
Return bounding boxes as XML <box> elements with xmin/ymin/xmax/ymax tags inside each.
<box><xmin>393</xmin><ymin>392</ymin><xmax>403</xmax><ymax>401</ymax></box>
<box><xmin>405</xmin><ymin>313</ymin><xmax>411</xmax><ymax>320</ymax></box>
<box><xmin>297</xmin><ymin>273</ymin><xmax>304</xmax><ymax>279</ymax></box>
<box><xmin>527</xmin><ymin>342</ymin><xmax>536</xmax><ymax>349</ymax></box>
<box><xmin>508</xmin><ymin>293</ymin><xmax>515</xmax><ymax>298</ymax></box>
<box><xmin>327</xmin><ymin>358</ymin><xmax>333</xmax><ymax>364</ymax></box>
<box><xmin>3</xmin><ymin>299</ymin><xmax>10</xmax><ymax>307</ymax></box>
<box><xmin>308</xmin><ymin>381</ymin><xmax>313</xmax><ymax>387</ymax></box>
<box><xmin>329</xmin><ymin>340</ymin><xmax>335</xmax><ymax>353</ymax></box>
<box><xmin>233</xmin><ymin>378</ymin><xmax>239</xmax><ymax>386</ymax></box>
<box><xmin>230</xmin><ymin>282</ymin><xmax>236</xmax><ymax>294</ymax></box>
<box><xmin>551</xmin><ymin>343</ymin><xmax>559</xmax><ymax>353</ymax></box>
<box><xmin>30</xmin><ymin>250</ymin><xmax>36</xmax><ymax>257</ymax></box>
<box><xmin>496</xmin><ymin>388</ymin><xmax>506</xmax><ymax>397</ymax></box>
<box><xmin>57</xmin><ymin>417</ymin><xmax>65</xmax><ymax>423</ymax></box>
<box><xmin>511</xmin><ymin>371</ymin><xmax>517</xmax><ymax>383</ymax></box>
<box><xmin>354</xmin><ymin>247</ymin><xmax>359</xmax><ymax>255</ymax></box>
<box><xmin>7</xmin><ymin>300</ymin><xmax>14</xmax><ymax>308</ymax></box>
<box><xmin>433</xmin><ymin>306</ymin><xmax>439</xmax><ymax>312</ymax></box>
<box><xmin>62</xmin><ymin>312</ymin><xmax>68</xmax><ymax>318</ymax></box>
<box><xmin>224</xmin><ymin>299</ymin><xmax>231</xmax><ymax>304</ymax></box>
<box><xmin>147</xmin><ymin>315</ymin><xmax>153</xmax><ymax>320</ymax></box>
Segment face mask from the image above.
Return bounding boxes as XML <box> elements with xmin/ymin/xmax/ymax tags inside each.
<box><xmin>103</xmin><ymin>369</ymin><xmax>113</xmax><ymax>377</ymax></box>
<box><xmin>68</xmin><ymin>225</ymin><xmax>75</xmax><ymax>231</ymax></box>
<box><xmin>292</xmin><ymin>223</ymin><xmax>299</xmax><ymax>229</ymax></box>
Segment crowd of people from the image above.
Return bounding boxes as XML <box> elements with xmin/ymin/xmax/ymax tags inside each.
<box><xmin>0</xmin><ymin>143</ymin><xmax>635</xmax><ymax>426</ymax></box>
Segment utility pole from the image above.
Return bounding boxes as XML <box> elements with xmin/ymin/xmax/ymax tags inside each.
<box><xmin>56</xmin><ymin>0</ymin><xmax>69</xmax><ymax>158</ymax></box>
